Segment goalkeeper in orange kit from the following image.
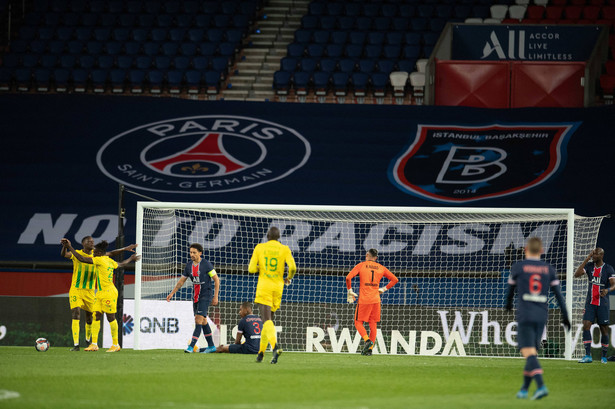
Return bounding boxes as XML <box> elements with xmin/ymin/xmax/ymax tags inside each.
<box><xmin>346</xmin><ymin>248</ymin><xmax>398</xmax><ymax>355</ymax></box>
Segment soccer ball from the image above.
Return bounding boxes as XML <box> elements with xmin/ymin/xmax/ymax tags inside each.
<box><xmin>35</xmin><ymin>338</ymin><xmax>50</xmax><ymax>352</ymax></box>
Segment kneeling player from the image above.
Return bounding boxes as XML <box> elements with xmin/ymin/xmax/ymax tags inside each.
<box><xmin>216</xmin><ymin>302</ymin><xmax>262</xmax><ymax>354</ymax></box>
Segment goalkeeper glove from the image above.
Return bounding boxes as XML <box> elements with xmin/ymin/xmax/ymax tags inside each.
<box><xmin>378</xmin><ymin>287</ymin><xmax>388</xmax><ymax>294</ymax></box>
<box><xmin>347</xmin><ymin>289</ymin><xmax>358</xmax><ymax>304</ymax></box>
<box><xmin>562</xmin><ymin>317</ymin><xmax>571</xmax><ymax>332</ymax></box>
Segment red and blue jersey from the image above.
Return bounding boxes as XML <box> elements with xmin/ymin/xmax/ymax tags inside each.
<box><xmin>182</xmin><ymin>259</ymin><xmax>216</xmax><ymax>303</ymax></box>
<box><xmin>583</xmin><ymin>262</ymin><xmax>615</xmax><ymax>307</ymax></box>
<box><xmin>237</xmin><ymin>314</ymin><xmax>262</xmax><ymax>353</ymax></box>
<box><xmin>508</xmin><ymin>259</ymin><xmax>559</xmax><ymax>324</ymax></box>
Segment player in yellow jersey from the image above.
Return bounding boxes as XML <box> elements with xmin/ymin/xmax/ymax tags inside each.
<box><xmin>62</xmin><ymin>238</ymin><xmax>140</xmax><ymax>352</ymax></box>
<box><xmin>248</xmin><ymin>226</ymin><xmax>297</xmax><ymax>364</ymax></box>
<box><xmin>61</xmin><ymin>236</ymin><xmax>137</xmax><ymax>351</ymax></box>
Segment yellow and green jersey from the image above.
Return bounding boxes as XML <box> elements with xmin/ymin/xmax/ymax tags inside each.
<box><xmin>70</xmin><ymin>250</ymin><xmax>97</xmax><ymax>290</ymax></box>
<box><xmin>248</xmin><ymin>240</ymin><xmax>297</xmax><ymax>286</ymax></box>
<box><xmin>92</xmin><ymin>256</ymin><xmax>119</xmax><ymax>292</ymax></box>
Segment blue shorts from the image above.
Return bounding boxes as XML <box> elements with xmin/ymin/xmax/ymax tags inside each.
<box><xmin>228</xmin><ymin>343</ymin><xmax>258</xmax><ymax>354</ymax></box>
<box><xmin>517</xmin><ymin>321</ymin><xmax>545</xmax><ymax>350</ymax></box>
<box><xmin>193</xmin><ymin>298</ymin><xmax>210</xmax><ymax>317</ymax></box>
<box><xmin>583</xmin><ymin>302</ymin><xmax>610</xmax><ymax>325</ymax></box>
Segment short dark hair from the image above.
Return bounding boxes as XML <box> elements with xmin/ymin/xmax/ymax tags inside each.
<box><xmin>267</xmin><ymin>226</ymin><xmax>280</xmax><ymax>241</ymax></box>
<box><xmin>94</xmin><ymin>240</ymin><xmax>109</xmax><ymax>253</ymax></box>
<box><xmin>526</xmin><ymin>237</ymin><xmax>542</xmax><ymax>255</ymax></box>
<box><xmin>240</xmin><ymin>301</ymin><xmax>253</xmax><ymax>312</ymax></box>
<box><xmin>190</xmin><ymin>243</ymin><xmax>203</xmax><ymax>253</ymax></box>
<box><xmin>81</xmin><ymin>236</ymin><xmax>92</xmax><ymax>244</ymax></box>
<box><xmin>367</xmin><ymin>248</ymin><xmax>378</xmax><ymax>258</ymax></box>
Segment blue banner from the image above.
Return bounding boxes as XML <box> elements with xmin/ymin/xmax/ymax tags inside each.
<box><xmin>1</xmin><ymin>95</ymin><xmax>614</xmax><ymax>263</ymax></box>
<box><xmin>452</xmin><ymin>24</ymin><xmax>602</xmax><ymax>61</ymax></box>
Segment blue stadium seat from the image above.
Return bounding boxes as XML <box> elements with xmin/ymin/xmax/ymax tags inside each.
<box><xmin>32</xmin><ymin>40</ymin><xmax>49</xmax><ymax>54</ymax></box>
<box><xmin>403</xmin><ymin>45</ymin><xmax>422</xmax><ymax>60</ymax></box>
<box><xmin>383</xmin><ymin>45</ymin><xmax>401</xmax><ymax>60</ymax></box>
<box><xmin>100</xmin><ymin>14</ymin><xmax>117</xmax><ymax>27</ymax></box>
<box><xmin>53</xmin><ymin>68</ymin><xmax>69</xmax><ymax>91</ymax></box>
<box><xmin>22</xmin><ymin>54</ymin><xmax>39</xmax><ymax>68</ymax></box>
<box><xmin>399</xmin><ymin>4</ymin><xmax>416</xmax><ymax>18</ymax></box>
<box><xmin>199</xmin><ymin>43</ymin><xmax>216</xmax><ymax>56</ymax></box>
<box><xmin>110</xmin><ymin>69</ymin><xmax>126</xmax><ymax>93</ymax></box>
<box><xmin>280</xmin><ymin>57</ymin><xmax>298</xmax><ymax>72</ymax></box>
<box><xmin>9</xmin><ymin>39</ymin><xmax>28</xmax><ymax>53</ymax></box>
<box><xmin>472</xmin><ymin>5</ymin><xmax>490</xmax><ymax>19</ymax></box>
<box><xmin>56</xmin><ymin>27</ymin><xmax>74</xmax><ymax>41</ymax></box>
<box><xmin>397</xmin><ymin>59</ymin><xmax>417</xmax><ymax>73</ymax></box>
<box><xmin>339</xmin><ymin>58</ymin><xmax>356</xmax><ymax>73</ymax></box>
<box><xmin>326</xmin><ymin>2</ymin><xmax>344</xmax><ymax>16</ymax></box>
<box><xmin>351</xmin><ymin>72</ymin><xmax>369</xmax><ymax>96</ymax></box>
<box><xmin>176</xmin><ymin>14</ymin><xmax>193</xmax><ymax>28</ymax></box>
<box><xmin>365</xmin><ymin>45</ymin><xmax>382</xmax><ymax>60</ymax></box>
<box><xmin>436</xmin><ymin>5</ymin><xmax>454</xmax><ymax>19</ymax></box>
<box><xmin>93</xmin><ymin>28</ymin><xmax>111</xmax><ymax>42</ymax></box>
<box><xmin>292</xmin><ymin>71</ymin><xmax>310</xmax><ymax>94</ymax></box>
<box><xmin>207</xmin><ymin>29</ymin><xmax>224</xmax><ymax>43</ymax></box>
<box><xmin>423</xmin><ymin>32</ymin><xmax>440</xmax><ymax>47</ymax></box>
<box><xmin>97</xmin><ymin>55</ymin><xmax>114</xmax><ymax>69</ymax></box>
<box><xmin>151</xmin><ymin>28</ymin><xmax>168</xmax><ymax>42</ymax></box>
<box><xmin>108</xmin><ymin>1</ymin><xmax>123</xmax><ymax>14</ymax></box>
<box><xmin>325</xmin><ymin>44</ymin><xmax>343</xmax><ymax>59</ymax></box>
<box><xmin>374</xmin><ymin>17</ymin><xmax>391</xmax><ymax>31</ymax></box>
<box><xmin>429</xmin><ymin>18</ymin><xmax>446</xmax><ymax>32</ymax></box>
<box><xmin>40</xmin><ymin>54</ymin><xmax>57</xmax><ymax>69</ymax></box>
<box><xmin>213</xmin><ymin>15</ymin><xmax>230</xmax><ymax>28</ymax></box>
<box><xmin>410</xmin><ymin>18</ymin><xmax>428</xmax><ymax>32</ymax></box>
<box><xmin>368</xmin><ymin>32</ymin><xmax>385</xmax><ymax>45</ymax></box>
<box><xmin>287</xmin><ymin>43</ymin><xmax>305</xmax><ymax>58</ymax></box>
<box><xmin>15</xmin><ymin>68</ymin><xmax>32</xmax><ymax>91</ymax></box>
<box><xmin>81</xmin><ymin>13</ymin><xmax>98</xmax><ymax>26</ymax></box>
<box><xmin>319</xmin><ymin>58</ymin><xmax>337</xmax><ymax>73</ymax></box>
<box><xmin>313</xmin><ymin>30</ymin><xmax>330</xmax><ymax>44</ymax></box>
<box><xmin>349</xmin><ymin>31</ymin><xmax>366</xmax><ymax>46</ymax></box>
<box><xmin>332</xmin><ymin>72</ymin><xmax>349</xmax><ymax>96</ymax></box>
<box><xmin>294</xmin><ymin>29</ymin><xmax>311</xmax><ymax>44</ymax></box>
<box><xmin>211</xmin><ymin>56</ymin><xmax>229</xmax><ymax>75</ymax></box>
<box><xmin>301</xmin><ymin>15</ymin><xmax>319</xmax><ymax>29</ymax></box>
<box><xmin>386</xmin><ymin>32</ymin><xmax>404</xmax><ymax>46</ymax></box>
<box><xmin>185</xmin><ymin>70</ymin><xmax>202</xmax><ymax>93</ymax></box>
<box><xmin>454</xmin><ymin>5</ymin><xmax>472</xmax><ymax>20</ymax></box>
<box><xmin>300</xmin><ymin>58</ymin><xmax>317</xmax><ymax>73</ymax></box>
<box><xmin>377</xmin><ymin>60</ymin><xmax>395</xmax><ymax>75</ymax></box>
<box><xmin>143</xmin><ymin>42</ymin><xmax>160</xmax><ymax>56</ymax></box>
<box><xmin>345</xmin><ymin>3</ymin><xmax>360</xmax><ymax>16</ymax></box>
<box><xmin>160</xmin><ymin>42</ymin><xmax>178</xmax><ymax>56</ymax></box>
<box><xmin>119</xmin><ymin>14</ymin><xmax>137</xmax><ymax>28</ymax></box>
<box><xmin>70</xmin><ymin>68</ymin><xmax>88</xmax><ymax>92</ymax></box>
<box><xmin>75</xmin><ymin>27</ymin><xmax>93</xmax><ymax>42</ymax></box>
<box><xmin>362</xmin><ymin>4</ymin><xmax>379</xmax><ymax>17</ymax></box>
<box><xmin>382</xmin><ymin>4</ymin><xmax>398</xmax><ymax>18</ymax></box>
<box><xmin>2</xmin><ymin>53</ymin><xmax>19</xmax><ymax>68</ymax></box>
<box><xmin>173</xmin><ymin>56</ymin><xmax>190</xmax><ymax>70</ymax></box>
<box><xmin>331</xmin><ymin>31</ymin><xmax>348</xmax><ymax>45</ymax></box>
<box><xmin>405</xmin><ymin>32</ymin><xmax>421</xmax><ymax>46</ymax></box>
<box><xmin>34</xmin><ymin>68</ymin><xmax>51</xmax><ymax>91</ymax></box>
<box><xmin>36</xmin><ymin>27</ymin><xmax>54</xmax><ymax>41</ymax></box>
<box><xmin>424</xmin><ymin>46</ymin><xmax>434</xmax><ymax>58</ymax></box>
<box><xmin>204</xmin><ymin>70</ymin><xmax>222</xmax><ymax>93</ymax></box>
<box><xmin>218</xmin><ymin>42</ymin><xmax>236</xmax><ymax>58</ymax></box>
<box><xmin>91</xmin><ymin>69</ymin><xmax>108</xmax><ymax>92</ymax></box>
<box><xmin>221</xmin><ymin>1</ymin><xmax>238</xmax><ymax>15</ymax></box>
<box><xmin>180</xmin><ymin>43</ymin><xmax>198</xmax><ymax>57</ymax></box>
<box><xmin>167</xmin><ymin>70</ymin><xmax>183</xmax><ymax>93</ymax></box>
<box><xmin>0</xmin><ymin>67</ymin><xmax>12</xmax><ymax>90</ymax></box>
<box><xmin>313</xmin><ymin>71</ymin><xmax>330</xmax><ymax>95</ymax></box>
<box><xmin>44</xmin><ymin>13</ymin><xmax>60</xmax><ymax>26</ymax></box>
<box><xmin>138</xmin><ymin>14</ymin><xmax>155</xmax><ymax>27</ymax></box>
<box><xmin>127</xmin><ymin>1</ymin><xmax>142</xmax><ymax>13</ymax></box>
<box><xmin>117</xmin><ymin>55</ymin><xmax>134</xmax><ymax>70</ymax></box>
<box><xmin>62</xmin><ymin>13</ymin><xmax>79</xmax><ymax>26</ymax></box>
<box><xmin>307</xmin><ymin>44</ymin><xmax>325</xmax><ymax>58</ymax></box>
<box><xmin>59</xmin><ymin>54</ymin><xmax>76</xmax><ymax>68</ymax></box>
<box><xmin>225</xmin><ymin>29</ymin><xmax>243</xmax><ymax>44</ymax></box>
<box><xmin>355</xmin><ymin>17</ymin><xmax>372</xmax><ymax>31</ymax></box>
<box><xmin>273</xmin><ymin>71</ymin><xmax>291</xmax><ymax>94</ymax></box>
<box><xmin>418</xmin><ymin>5</ymin><xmax>435</xmax><ymax>18</ymax></box>
<box><xmin>145</xmin><ymin>1</ymin><xmax>162</xmax><ymax>14</ymax></box>
<box><xmin>319</xmin><ymin>16</ymin><xmax>336</xmax><ymax>30</ymax></box>
<box><xmin>125</xmin><ymin>41</ymin><xmax>142</xmax><ymax>55</ymax></box>
<box><xmin>338</xmin><ymin>16</ymin><xmax>355</xmax><ymax>31</ymax></box>
<box><xmin>345</xmin><ymin>44</ymin><xmax>363</xmax><ymax>60</ymax></box>
<box><xmin>170</xmin><ymin>28</ymin><xmax>187</xmax><ymax>43</ymax></box>
<box><xmin>193</xmin><ymin>56</ymin><xmax>210</xmax><ymax>70</ymax></box>
<box><xmin>232</xmin><ymin>15</ymin><xmax>249</xmax><ymax>29</ymax></box>
<box><xmin>370</xmin><ymin>72</ymin><xmax>388</xmax><ymax>97</ymax></box>
<box><xmin>358</xmin><ymin>59</ymin><xmax>376</xmax><ymax>74</ymax></box>
<box><xmin>309</xmin><ymin>2</ymin><xmax>325</xmax><ymax>15</ymax></box>
<box><xmin>202</xmin><ymin>1</ymin><xmax>219</xmax><ymax>14</ymax></box>
<box><xmin>154</xmin><ymin>56</ymin><xmax>172</xmax><ymax>71</ymax></box>
<box><xmin>165</xmin><ymin>1</ymin><xmax>182</xmax><ymax>14</ymax></box>
<box><xmin>78</xmin><ymin>55</ymin><xmax>95</xmax><ymax>69</ymax></box>
<box><xmin>68</xmin><ymin>40</ymin><xmax>86</xmax><ymax>54</ymax></box>
<box><xmin>157</xmin><ymin>15</ymin><xmax>174</xmax><ymax>28</ymax></box>
<box><xmin>33</xmin><ymin>0</ymin><xmax>49</xmax><ymax>12</ymax></box>
<box><xmin>105</xmin><ymin>42</ymin><xmax>123</xmax><ymax>55</ymax></box>
<box><xmin>136</xmin><ymin>56</ymin><xmax>153</xmax><ymax>70</ymax></box>
<box><xmin>239</xmin><ymin>2</ymin><xmax>257</xmax><ymax>16</ymax></box>
<box><xmin>131</xmin><ymin>29</ymin><xmax>148</xmax><ymax>42</ymax></box>
<box><xmin>129</xmin><ymin>70</ymin><xmax>146</xmax><ymax>93</ymax></box>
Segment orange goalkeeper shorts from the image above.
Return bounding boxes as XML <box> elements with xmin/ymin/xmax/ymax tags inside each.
<box><xmin>355</xmin><ymin>303</ymin><xmax>381</xmax><ymax>323</ymax></box>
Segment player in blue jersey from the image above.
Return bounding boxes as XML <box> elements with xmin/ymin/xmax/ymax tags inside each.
<box><xmin>167</xmin><ymin>243</ymin><xmax>220</xmax><ymax>354</ymax></box>
<box><xmin>215</xmin><ymin>302</ymin><xmax>263</xmax><ymax>354</ymax></box>
<box><xmin>575</xmin><ymin>247</ymin><xmax>615</xmax><ymax>364</ymax></box>
<box><xmin>505</xmin><ymin>237</ymin><xmax>571</xmax><ymax>401</ymax></box>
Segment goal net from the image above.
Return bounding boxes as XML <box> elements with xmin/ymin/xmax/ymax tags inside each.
<box><xmin>134</xmin><ymin>203</ymin><xmax>604</xmax><ymax>359</ymax></box>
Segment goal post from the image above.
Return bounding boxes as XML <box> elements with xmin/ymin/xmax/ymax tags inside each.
<box><xmin>133</xmin><ymin>202</ymin><xmax>605</xmax><ymax>359</ymax></box>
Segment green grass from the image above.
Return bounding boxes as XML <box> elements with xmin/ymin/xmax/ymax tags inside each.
<box><xmin>0</xmin><ymin>347</ymin><xmax>613</xmax><ymax>409</ymax></box>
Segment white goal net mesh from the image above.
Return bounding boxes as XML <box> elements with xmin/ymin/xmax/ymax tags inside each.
<box><xmin>137</xmin><ymin>204</ymin><xmax>604</xmax><ymax>358</ymax></box>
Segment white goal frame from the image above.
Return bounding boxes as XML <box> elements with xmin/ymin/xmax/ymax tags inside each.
<box><xmin>134</xmin><ymin>202</ymin><xmax>581</xmax><ymax>359</ymax></box>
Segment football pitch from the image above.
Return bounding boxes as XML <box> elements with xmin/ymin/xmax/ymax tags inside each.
<box><xmin>0</xmin><ymin>347</ymin><xmax>613</xmax><ymax>409</ymax></box>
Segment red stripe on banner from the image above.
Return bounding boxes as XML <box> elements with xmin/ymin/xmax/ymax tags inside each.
<box><xmin>524</xmin><ymin>369</ymin><xmax>544</xmax><ymax>377</ymax></box>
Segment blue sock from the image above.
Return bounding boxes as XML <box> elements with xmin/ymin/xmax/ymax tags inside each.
<box><xmin>583</xmin><ymin>330</ymin><xmax>592</xmax><ymax>356</ymax></box>
<box><xmin>202</xmin><ymin>323</ymin><xmax>214</xmax><ymax>347</ymax></box>
<box><xmin>189</xmin><ymin>324</ymin><xmax>202</xmax><ymax>347</ymax></box>
<box><xmin>525</xmin><ymin>355</ymin><xmax>544</xmax><ymax>388</ymax></box>
<box><xmin>521</xmin><ymin>375</ymin><xmax>531</xmax><ymax>391</ymax></box>
<box><xmin>601</xmin><ymin>334</ymin><xmax>609</xmax><ymax>358</ymax></box>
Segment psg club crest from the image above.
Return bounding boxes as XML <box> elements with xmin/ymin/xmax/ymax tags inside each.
<box><xmin>97</xmin><ymin>116</ymin><xmax>311</xmax><ymax>194</ymax></box>
<box><xmin>389</xmin><ymin>123</ymin><xmax>580</xmax><ymax>203</ymax></box>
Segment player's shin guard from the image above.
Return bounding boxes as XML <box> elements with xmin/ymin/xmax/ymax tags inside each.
<box><xmin>601</xmin><ymin>335</ymin><xmax>609</xmax><ymax>358</ymax></box>
<box><xmin>354</xmin><ymin>321</ymin><xmax>369</xmax><ymax>341</ymax></box>
<box><xmin>72</xmin><ymin>319</ymin><xmax>80</xmax><ymax>346</ymax></box>
<box><xmin>85</xmin><ymin>323</ymin><xmax>92</xmax><ymax>342</ymax></box>
<box><xmin>263</xmin><ymin>320</ymin><xmax>277</xmax><ymax>350</ymax></box>
<box><xmin>91</xmin><ymin>319</ymin><xmax>101</xmax><ymax>344</ymax></box>
<box><xmin>202</xmin><ymin>323</ymin><xmax>214</xmax><ymax>347</ymax></box>
<box><xmin>109</xmin><ymin>320</ymin><xmax>119</xmax><ymax>346</ymax></box>
<box><xmin>259</xmin><ymin>321</ymin><xmax>270</xmax><ymax>353</ymax></box>
<box><xmin>583</xmin><ymin>330</ymin><xmax>592</xmax><ymax>356</ymax></box>
<box><xmin>189</xmin><ymin>324</ymin><xmax>202</xmax><ymax>348</ymax></box>
<box><xmin>368</xmin><ymin>321</ymin><xmax>377</xmax><ymax>344</ymax></box>
<box><xmin>524</xmin><ymin>355</ymin><xmax>544</xmax><ymax>388</ymax></box>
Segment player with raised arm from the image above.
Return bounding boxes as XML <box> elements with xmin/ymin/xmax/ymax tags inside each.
<box><xmin>505</xmin><ymin>237</ymin><xmax>571</xmax><ymax>400</ymax></box>
<box><xmin>346</xmin><ymin>248</ymin><xmax>398</xmax><ymax>356</ymax></box>
<box><xmin>575</xmin><ymin>247</ymin><xmax>615</xmax><ymax>364</ymax></box>
<box><xmin>62</xmin><ymin>238</ymin><xmax>140</xmax><ymax>352</ymax></box>
<box><xmin>167</xmin><ymin>243</ymin><xmax>220</xmax><ymax>354</ymax></box>
<box><xmin>216</xmin><ymin>302</ymin><xmax>263</xmax><ymax>355</ymax></box>
<box><xmin>61</xmin><ymin>237</ymin><xmax>138</xmax><ymax>351</ymax></box>
<box><xmin>249</xmin><ymin>226</ymin><xmax>296</xmax><ymax>364</ymax></box>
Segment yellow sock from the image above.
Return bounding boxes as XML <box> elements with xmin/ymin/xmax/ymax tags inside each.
<box><xmin>85</xmin><ymin>323</ymin><xmax>92</xmax><ymax>342</ymax></box>
<box><xmin>262</xmin><ymin>320</ymin><xmax>277</xmax><ymax>350</ymax></box>
<box><xmin>91</xmin><ymin>319</ymin><xmax>101</xmax><ymax>344</ymax></box>
<box><xmin>363</xmin><ymin>335</ymin><xmax>369</xmax><ymax>342</ymax></box>
<box><xmin>110</xmin><ymin>320</ymin><xmax>119</xmax><ymax>345</ymax></box>
<box><xmin>71</xmin><ymin>320</ymin><xmax>80</xmax><ymax>346</ymax></box>
<box><xmin>259</xmin><ymin>321</ymin><xmax>269</xmax><ymax>353</ymax></box>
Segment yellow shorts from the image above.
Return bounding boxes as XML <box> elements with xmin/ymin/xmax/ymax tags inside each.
<box><xmin>254</xmin><ymin>284</ymin><xmax>283</xmax><ymax>312</ymax></box>
<box><xmin>94</xmin><ymin>288</ymin><xmax>118</xmax><ymax>314</ymax></box>
<box><xmin>68</xmin><ymin>288</ymin><xmax>98</xmax><ymax>312</ymax></box>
